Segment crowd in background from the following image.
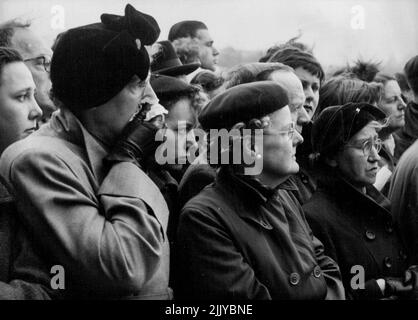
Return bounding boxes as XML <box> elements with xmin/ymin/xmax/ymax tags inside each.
<box><xmin>0</xmin><ymin>3</ymin><xmax>418</xmax><ymax>300</ymax></box>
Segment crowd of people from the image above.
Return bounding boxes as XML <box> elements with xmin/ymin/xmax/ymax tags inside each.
<box><xmin>0</xmin><ymin>3</ymin><xmax>418</xmax><ymax>300</ymax></box>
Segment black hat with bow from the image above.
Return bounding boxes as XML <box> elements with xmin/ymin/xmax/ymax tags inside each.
<box><xmin>51</xmin><ymin>4</ymin><xmax>160</xmax><ymax>111</ymax></box>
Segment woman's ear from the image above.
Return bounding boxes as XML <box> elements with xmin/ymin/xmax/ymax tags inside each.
<box><xmin>242</xmin><ymin>134</ymin><xmax>262</xmax><ymax>160</ymax></box>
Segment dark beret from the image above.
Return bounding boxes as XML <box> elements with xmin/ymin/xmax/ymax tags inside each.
<box><xmin>312</xmin><ymin>102</ymin><xmax>387</xmax><ymax>159</ymax></box>
<box><xmin>51</xmin><ymin>4</ymin><xmax>160</xmax><ymax>111</ymax></box>
<box><xmin>198</xmin><ymin>81</ymin><xmax>289</xmax><ymax>130</ymax></box>
<box><xmin>150</xmin><ymin>74</ymin><xmax>198</xmax><ymax>101</ymax></box>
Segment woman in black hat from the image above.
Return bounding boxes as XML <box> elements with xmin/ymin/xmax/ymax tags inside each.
<box><xmin>174</xmin><ymin>81</ymin><xmax>346</xmax><ymax>300</ymax></box>
<box><xmin>303</xmin><ymin>102</ymin><xmax>418</xmax><ymax>299</ymax></box>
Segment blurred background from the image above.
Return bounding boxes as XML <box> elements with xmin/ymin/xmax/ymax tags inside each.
<box><xmin>1</xmin><ymin>0</ymin><xmax>417</xmax><ymax>74</ymax></box>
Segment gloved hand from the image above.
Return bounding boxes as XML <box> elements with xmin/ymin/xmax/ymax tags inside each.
<box><xmin>404</xmin><ymin>265</ymin><xmax>418</xmax><ymax>299</ymax></box>
<box><xmin>105</xmin><ymin>107</ymin><xmax>164</xmax><ymax>169</ymax></box>
<box><xmin>384</xmin><ymin>277</ymin><xmax>413</xmax><ymax>298</ymax></box>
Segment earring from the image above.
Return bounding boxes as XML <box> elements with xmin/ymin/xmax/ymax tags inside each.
<box><xmin>255</xmin><ymin>153</ymin><xmax>262</xmax><ymax>160</ymax></box>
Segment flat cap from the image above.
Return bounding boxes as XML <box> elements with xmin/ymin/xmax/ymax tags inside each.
<box><xmin>312</xmin><ymin>102</ymin><xmax>386</xmax><ymax>158</ymax></box>
<box><xmin>198</xmin><ymin>81</ymin><xmax>289</xmax><ymax>130</ymax></box>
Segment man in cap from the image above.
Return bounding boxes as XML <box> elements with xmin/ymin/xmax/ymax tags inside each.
<box><xmin>150</xmin><ymin>40</ymin><xmax>200</xmax><ymax>82</ymax></box>
<box><xmin>0</xmin><ymin>19</ymin><xmax>56</xmax><ymax>123</ymax></box>
<box><xmin>174</xmin><ymin>81</ymin><xmax>345</xmax><ymax>300</ymax></box>
<box><xmin>168</xmin><ymin>20</ymin><xmax>219</xmax><ymax>81</ymax></box>
<box><xmin>0</xmin><ymin>4</ymin><xmax>171</xmax><ymax>299</ymax></box>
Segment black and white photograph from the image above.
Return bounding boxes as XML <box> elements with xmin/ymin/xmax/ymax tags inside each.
<box><xmin>0</xmin><ymin>0</ymin><xmax>417</xmax><ymax>314</ymax></box>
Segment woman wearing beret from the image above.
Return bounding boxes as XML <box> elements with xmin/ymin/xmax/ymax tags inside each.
<box><xmin>174</xmin><ymin>81</ymin><xmax>345</xmax><ymax>300</ymax></box>
<box><xmin>303</xmin><ymin>102</ymin><xmax>417</xmax><ymax>299</ymax></box>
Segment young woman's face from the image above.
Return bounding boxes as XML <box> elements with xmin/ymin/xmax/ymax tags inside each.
<box><xmin>335</xmin><ymin>123</ymin><xmax>381</xmax><ymax>188</ymax></box>
<box><xmin>0</xmin><ymin>61</ymin><xmax>42</xmax><ymax>154</ymax></box>
<box><xmin>378</xmin><ymin>80</ymin><xmax>406</xmax><ymax>130</ymax></box>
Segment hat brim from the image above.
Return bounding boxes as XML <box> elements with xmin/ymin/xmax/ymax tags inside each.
<box><xmin>154</xmin><ymin>63</ymin><xmax>200</xmax><ymax>77</ymax></box>
<box><xmin>360</xmin><ymin>104</ymin><xmax>387</xmax><ymax>121</ymax></box>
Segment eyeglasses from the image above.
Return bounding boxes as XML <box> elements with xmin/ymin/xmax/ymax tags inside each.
<box><xmin>266</xmin><ymin>121</ymin><xmax>295</xmax><ymax>140</ymax></box>
<box><xmin>24</xmin><ymin>56</ymin><xmax>51</xmax><ymax>73</ymax></box>
<box><xmin>345</xmin><ymin>137</ymin><xmax>382</xmax><ymax>157</ymax></box>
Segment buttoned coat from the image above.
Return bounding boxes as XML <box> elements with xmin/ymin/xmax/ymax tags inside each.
<box><xmin>303</xmin><ymin>171</ymin><xmax>408</xmax><ymax>299</ymax></box>
<box><xmin>0</xmin><ymin>108</ymin><xmax>171</xmax><ymax>299</ymax></box>
<box><xmin>174</xmin><ymin>167</ymin><xmax>345</xmax><ymax>300</ymax></box>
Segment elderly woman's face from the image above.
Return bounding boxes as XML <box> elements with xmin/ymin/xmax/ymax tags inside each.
<box><xmin>261</xmin><ymin>105</ymin><xmax>303</xmax><ymax>179</ymax></box>
<box><xmin>335</xmin><ymin>123</ymin><xmax>381</xmax><ymax>188</ymax></box>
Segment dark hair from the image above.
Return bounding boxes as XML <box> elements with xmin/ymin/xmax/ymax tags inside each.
<box><xmin>404</xmin><ymin>55</ymin><xmax>418</xmax><ymax>94</ymax></box>
<box><xmin>191</xmin><ymin>70</ymin><xmax>224</xmax><ymax>92</ymax></box>
<box><xmin>168</xmin><ymin>20</ymin><xmax>207</xmax><ymax>42</ymax></box>
<box><xmin>266</xmin><ymin>47</ymin><xmax>324</xmax><ymax>83</ymax></box>
<box><xmin>350</xmin><ymin>59</ymin><xmax>381</xmax><ymax>82</ymax></box>
<box><xmin>314</xmin><ymin>75</ymin><xmax>383</xmax><ymax>121</ymax></box>
<box><xmin>51</xmin><ymin>31</ymin><xmax>66</xmax><ymax>52</ymax></box>
<box><xmin>0</xmin><ymin>19</ymin><xmax>31</xmax><ymax>47</ymax></box>
<box><xmin>0</xmin><ymin>46</ymin><xmax>23</xmax><ymax>85</ymax></box>
<box><xmin>223</xmin><ymin>62</ymin><xmax>293</xmax><ymax>89</ymax></box>
<box><xmin>158</xmin><ymin>85</ymin><xmax>201</xmax><ymax>113</ymax></box>
<box><xmin>395</xmin><ymin>72</ymin><xmax>411</xmax><ymax>92</ymax></box>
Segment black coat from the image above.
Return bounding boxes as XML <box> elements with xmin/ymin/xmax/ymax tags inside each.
<box><xmin>303</xmin><ymin>170</ymin><xmax>408</xmax><ymax>299</ymax></box>
<box><xmin>0</xmin><ymin>180</ymin><xmax>52</xmax><ymax>299</ymax></box>
<box><xmin>175</xmin><ymin>167</ymin><xmax>345</xmax><ymax>300</ymax></box>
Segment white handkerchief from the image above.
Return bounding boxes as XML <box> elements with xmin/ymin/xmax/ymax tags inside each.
<box><xmin>145</xmin><ymin>103</ymin><xmax>168</xmax><ymax>121</ymax></box>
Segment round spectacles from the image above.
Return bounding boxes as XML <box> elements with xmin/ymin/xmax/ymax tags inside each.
<box><xmin>265</xmin><ymin>121</ymin><xmax>295</xmax><ymax>140</ymax></box>
<box><xmin>345</xmin><ymin>137</ymin><xmax>382</xmax><ymax>156</ymax></box>
<box><xmin>24</xmin><ymin>56</ymin><xmax>51</xmax><ymax>73</ymax></box>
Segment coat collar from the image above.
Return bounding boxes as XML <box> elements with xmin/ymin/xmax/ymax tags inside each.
<box><xmin>317</xmin><ymin>167</ymin><xmax>391</xmax><ymax>216</ymax></box>
<box><xmin>216</xmin><ymin>167</ymin><xmax>298</xmax><ymax>229</ymax></box>
<box><xmin>217</xmin><ymin>166</ymin><xmax>297</xmax><ymax>204</ymax></box>
<box><xmin>45</xmin><ymin>108</ymin><xmax>108</xmax><ymax>184</ymax></box>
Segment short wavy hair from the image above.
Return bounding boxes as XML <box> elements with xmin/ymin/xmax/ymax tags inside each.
<box><xmin>266</xmin><ymin>47</ymin><xmax>324</xmax><ymax>83</ymax></box>
<box><xmin>223</xmin><ymin>62</ymin><xmax>293</xmax><ymax>89</ymax></box>
<box><xmin>0</xmin><ymin>46</ymin><xmax>23</xmax><ymax>85</ymax></box>
<box><xmin>314</xmin><ymin>75</ymin><xmax>383</xmax><ymax>121</ymax></box>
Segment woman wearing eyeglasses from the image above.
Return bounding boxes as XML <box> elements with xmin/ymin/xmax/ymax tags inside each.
<box><xmin>303</xmin><ymin>102</ymin><xmax>417</xmax><ymax>300</ymax></box>
<box><xmin>174</xmin><ymin>81</ymin><xmax>346</xmax><ymax>300</ymax></box>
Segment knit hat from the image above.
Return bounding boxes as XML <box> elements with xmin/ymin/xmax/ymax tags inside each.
<box><xmin>51</xmin><ymin>4</ymin><xmax>160</xmax><ymax>111</ymax></box>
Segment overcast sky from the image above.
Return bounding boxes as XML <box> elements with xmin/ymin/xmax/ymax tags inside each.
<box><xmin>1</xmin><ymin>0</ymin><xmax>417</xmax><ymax>71</ymax></box>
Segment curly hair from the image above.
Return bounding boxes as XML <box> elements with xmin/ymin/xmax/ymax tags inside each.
<box><xmin>172</xmin><ymin>37</ymin><xmax>200</xmax><ymax>64</ymax></box>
